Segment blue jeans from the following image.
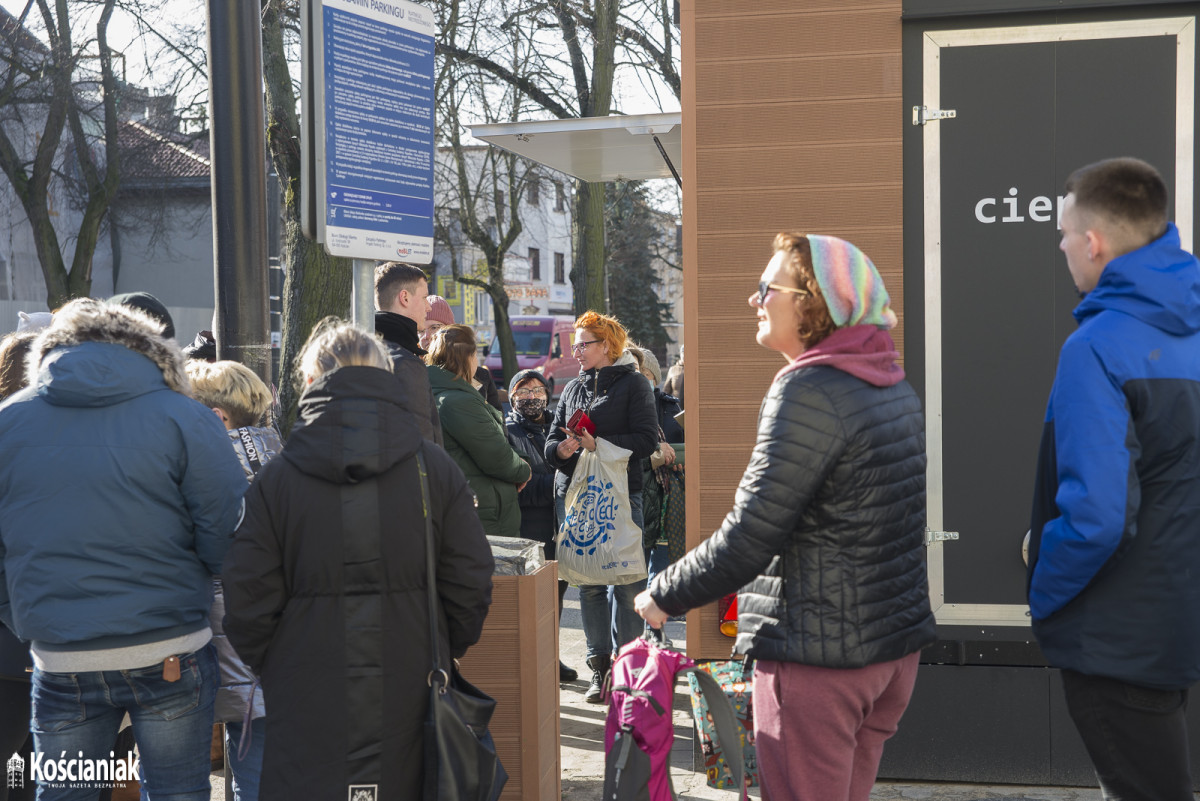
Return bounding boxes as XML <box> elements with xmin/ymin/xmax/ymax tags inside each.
<box><xmin>30</xmin><ymin>644</ymin><xmax>217</xmax><ymax>801</ymax></box>
<box><xmin>646</xmin><ymin>542</ymin><xmax>670</xmax><ymax>587</ymax></box>
<box><xmin>225</xmin><ymin>717</ymin><xmax>265</xmax><ymax>801</ymax></box>
<box><xmin>559</xmin><ymin>491</ymin><xmax>647</xmax><ymax>659</ymax></box>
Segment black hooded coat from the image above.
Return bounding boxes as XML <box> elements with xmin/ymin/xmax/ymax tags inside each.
<box><xmin>222</xmin><ymin>366</ymin><xmax>494</xmax><ymax>801</ymax></box>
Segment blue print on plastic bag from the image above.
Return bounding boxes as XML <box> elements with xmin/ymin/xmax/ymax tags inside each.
<box><xmin>563</xmin><ymin>473</ymin><xmax>622</xmax><ymax>555</ymax></box>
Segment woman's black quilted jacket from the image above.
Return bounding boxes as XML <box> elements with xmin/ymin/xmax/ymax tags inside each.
<box><xmin>649</xmin><ymin>365</ymin><xmax>937</xmax><ymax>668</ymax></box>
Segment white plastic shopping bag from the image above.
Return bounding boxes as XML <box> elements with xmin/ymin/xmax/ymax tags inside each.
<box><xmin>557</xmin><ymin>438</ymin><xmax>647</xmax><ymax>586</ymax></box>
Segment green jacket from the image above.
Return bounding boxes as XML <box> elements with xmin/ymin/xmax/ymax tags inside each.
<box><xmin>428</xmin><ymin>365</ymin><xmax>531</xmax><ymax>538</ymax></box>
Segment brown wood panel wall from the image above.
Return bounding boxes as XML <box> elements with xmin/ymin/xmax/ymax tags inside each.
<box><xmin>681</xmin><ymin>0</ymin><xmax>905</xmax><ymax>659</ymax></box>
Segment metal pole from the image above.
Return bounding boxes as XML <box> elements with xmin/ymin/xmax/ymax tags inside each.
<box><xmin>352</xmin><ymin>259</ymin><xmax>376</xmax><ymax>333</ymax></box>
<box><xmin>206</xmin><ymin>0</ymin><xmax>271</xmax><ymax>384</ymax></box>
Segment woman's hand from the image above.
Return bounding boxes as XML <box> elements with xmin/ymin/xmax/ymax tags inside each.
<box><xmin>516</xmin><ymin>464</ymin><xmax>532</xmax><ymax>493</ymax></box>
<box><xmin>635</xmin><ymin>589</ymin><xmax>669</xmax><ymax>629</ymax></box>
<box><xmin>660</xmin><ymin>442</ymin><xmax>676</xmax><ymax>465</ymax></box>
<box><xmin>576</xmin><ymin>427</ymin><xmax>597</xmax><ymax>452</ymax></box>
<box><xmin>556</xmin><ymin>428</ymin><xmax>583</xmax><ymax>459</ymax></box>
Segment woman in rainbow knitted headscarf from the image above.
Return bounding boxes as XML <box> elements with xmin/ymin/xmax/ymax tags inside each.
<box><xmin>635</xmin><ymin>233</ymin><xmax>937</xmax><ymax>801</ymax></box>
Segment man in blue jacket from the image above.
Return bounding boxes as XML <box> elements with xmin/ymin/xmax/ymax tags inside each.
<box><xmin>0</xmin><ymin>298</ymin><xmax>247</xmax><ymax>801</ymax></box>
<box><xmin>1028</xmin><ymin>157</ymin><xmax>1200</xmax><ymax>800</ymax></box>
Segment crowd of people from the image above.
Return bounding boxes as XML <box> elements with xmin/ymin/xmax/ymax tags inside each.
<box><xmin>0</xmin><ymin>262</ymin><xmax>685</xmax><ymax>800</ymax></box>
<box><xmin>2</xmin><ymin>155</ymin><xmax>1197</xmax><ymax>801</ymax></box>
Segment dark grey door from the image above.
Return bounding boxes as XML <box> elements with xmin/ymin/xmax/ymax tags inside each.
<box><xmin>923</xmin><ymin>21</ymin><xmax>1187</xmax><ymax>625</ymax></box>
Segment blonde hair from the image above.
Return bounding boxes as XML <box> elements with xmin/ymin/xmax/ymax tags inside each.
<box><xmin>296</xmin><ymin>317</ymin><xmax>393</xmax><ymax>389</ymax></box>
<box><xmin>574</xmin><ymin>310</ymin><xmax>627</xmax><ymax>362</ymax></box>
<box><xmin>186</xmin><ymin>360</ymin><xmax>272</xmax><ymax>428</ymax></box>
<box><xmin>425</xmin><ymin>324</ymin><xmax>477</xmax><ymax>382</ymax></box>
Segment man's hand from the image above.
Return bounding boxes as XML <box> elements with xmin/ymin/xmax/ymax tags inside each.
<box><xmin>635</xmin><ymin>589</ymin><xmax>669</xmax><ymax>629</ymax></box>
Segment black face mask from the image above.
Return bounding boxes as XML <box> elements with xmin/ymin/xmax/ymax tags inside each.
<box><xmin>514</xmin><ymin>396</ymin><xmax>547</xmax><ymax>420</ymax></box>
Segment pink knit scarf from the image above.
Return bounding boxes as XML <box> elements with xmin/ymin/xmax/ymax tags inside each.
<box><xmin>773</xmin><ymin>325</ymin><xmax>905</xmax><ymax>387</ymax></box>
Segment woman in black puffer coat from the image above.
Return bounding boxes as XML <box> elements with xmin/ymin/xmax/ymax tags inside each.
<box><xmin>636</xmin><ymin>234</ymin><xmax>936</xmax><ymax>801</ymax></box>
<box><xmin>545</xmin><ymin>312</ymin><xmax>658</xmax><ymax>704</ymax></box>
<box><xmin>224</xmin><ymin>319</ymin><xmax>494</xmax><ymax>801</ymax></box>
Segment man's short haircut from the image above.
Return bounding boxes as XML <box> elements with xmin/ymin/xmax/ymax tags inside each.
<box><xmin>186</xmin><ymin>360</ymin><xmax>273</xmax><ymax>429</ymax></box>
<box><xmin>374</xmin><ymin>262</ymin><xmax>428</xmax><ymax>310</ymax></box>
<box><xmin>1065</xmin><ymin>157</ymin><xmax>1169</xmax><ymax>254</ymax></box>
<box><xmin>425</xmin><ymin>324</ymin><xmax>478</xmax><ymax>383</ymax></box>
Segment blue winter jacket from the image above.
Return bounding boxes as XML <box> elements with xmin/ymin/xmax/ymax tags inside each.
<box><xmin>1028</xmin><ymin>223</ymin><xmax>1200</xmax><ymax>689</ymax></box>
<box><xmin>0</xmin><ymin>338</ymin><xmax>247</xmax><ymax>652</ymax></box>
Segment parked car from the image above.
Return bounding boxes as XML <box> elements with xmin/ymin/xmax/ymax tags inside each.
<box><xmin>484</xmin><ymin>315</ymin><xmax>579</xmax><ymax>398</ymax></box>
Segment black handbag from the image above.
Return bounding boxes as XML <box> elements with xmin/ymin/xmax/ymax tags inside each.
<box><xmin>417</xmin><ymin>452</ymin><xmax>508</xmax><ymax>801</ymax></box>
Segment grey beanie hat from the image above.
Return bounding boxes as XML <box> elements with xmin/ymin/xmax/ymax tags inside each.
<box><xmin>637</xmin><ymin>348</ymin><xmax>662</xmax><ymax>386</ymax></box>
<box><xmin>508</xmin><ymin>368</ymin><xmax>550</xmax><ymax>396</ymax></box>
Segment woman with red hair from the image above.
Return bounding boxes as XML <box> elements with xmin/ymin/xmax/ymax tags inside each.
<box><xmin>545</xmin><ymin>311</ymin><xmax>658</xmax><ymax>701</ymax></box>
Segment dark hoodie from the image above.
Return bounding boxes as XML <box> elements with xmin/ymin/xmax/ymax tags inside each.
<box><xmin>1028</xmin><ymin>222</ymin><xmax>1200</xmax><ymax>690</ymax></box>
<box><xmin>223</xmin><ymin>365</ymin><xmax>493</xmax><ymax>801</ymax></box>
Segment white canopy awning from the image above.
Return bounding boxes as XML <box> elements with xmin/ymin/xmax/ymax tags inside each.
<box><xmin>467</xmin><ymin>112</ymin><xmax>681</xmax><ymax>183</ymax></box>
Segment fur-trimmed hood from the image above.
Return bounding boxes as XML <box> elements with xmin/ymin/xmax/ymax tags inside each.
<box><xmin>27</xmin><ymin>298</ymin><xmax>189</xmax><ymax>406</ymax></box>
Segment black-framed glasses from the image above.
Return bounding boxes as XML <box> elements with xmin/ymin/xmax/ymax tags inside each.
<box><xmin>757</xmin><ymin>281</ymin><xmax>810</xmax><ymax>305</ymax></box>
<box><xmin>572</xmin><ymin>339</ymin><xmax>601</xmax><ymax>353</ymax></box>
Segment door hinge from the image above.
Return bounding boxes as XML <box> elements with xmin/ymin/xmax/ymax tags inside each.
<box><xmin>912</xmin><ymin>106</ymin><xmax>957</xmax><ymax>126</ymax></box>
<box><xmin>925</xmin><ymin>527</ymin><xmax>960</xmax><ymax>545</ymax></box>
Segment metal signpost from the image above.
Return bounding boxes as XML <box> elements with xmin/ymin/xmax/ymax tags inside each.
<box><xmin>303</xmin><ymin>0</ymin><xmax>436</xmax><ymax>328</ymax></box>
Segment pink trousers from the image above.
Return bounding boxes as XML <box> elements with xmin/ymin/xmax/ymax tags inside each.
<box><xmin>753</xmin><ymin>652</ymin><xmax>920</xmax><ymax>801</ymax></box>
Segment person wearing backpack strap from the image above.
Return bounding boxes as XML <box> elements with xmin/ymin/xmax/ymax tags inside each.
<box><xmin>636</xmin><ymin>234</ymin><xmax>936</xmax><ymax>801</ymax></box>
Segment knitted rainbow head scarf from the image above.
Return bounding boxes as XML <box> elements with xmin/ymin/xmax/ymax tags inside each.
<box><xmin>806</xmin><ymin>234</ymin><xmax>897</xmax><ymax>330</ymax></box>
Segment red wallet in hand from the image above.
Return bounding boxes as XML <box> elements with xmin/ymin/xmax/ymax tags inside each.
<box><xmin>567</xmin><ymin>409</ymin><xmax>596</xmax><ymax>436</ymax></box>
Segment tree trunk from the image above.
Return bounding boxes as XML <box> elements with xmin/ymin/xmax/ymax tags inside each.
<box><xmin>26</xmin><ymin>204</ymin><xmax>70</xmax><ymax>309</ymax></box>
<box><xmin>263</xmin><ymin>0</ymin><xmax>352</xmax><ymax>433</ymax></box>
<box><xmin>571</xmin><ymin>0</ymin><xmax>617</xmax><ymax>315</ymax></box>
<box><xmin>275</xmin><ymin>217</ymin><xmax>351</xmax><ymax>433</ymax></box>
<box><xmin>490</xmin><ymin>283</ymin><xmax>518</xmax><ymax>387</ymax></box>
<box><xmin>572</xmin><ymin>180</ymin><xmax>607</xmax><ymax>314</ymax></box>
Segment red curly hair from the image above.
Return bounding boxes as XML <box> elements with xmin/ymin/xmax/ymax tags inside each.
<box><xmin>574</xmin><ymin>310</ymin><xmax>628</xmax><ymax>362</ymax></box>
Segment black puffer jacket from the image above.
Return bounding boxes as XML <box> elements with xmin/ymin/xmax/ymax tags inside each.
<box><xmin>505</xmin><ymin>370</ymin><xmax>556</xmax><ymax>543</ymax></box>
<box><xmin>650</xmin><ymin>366</ymin><xmax>936</xmax><ymax>668</ymax></box>
<box><xmin>223</xmin><ymin>366</ymin><xmax>493</xmax><ymax>801</ymax></box>
<box><xmin>545</xmin><ymin>355</ymin><xmax>659</xmax><ymax>498</ymax></box>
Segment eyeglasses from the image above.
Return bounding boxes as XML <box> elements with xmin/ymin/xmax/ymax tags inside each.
<box><xmin>757</xmin><ymin>281</ymin><xmax>810</xmax><ymax>306</ymax></box>
<box><xmin>512</xmin><ymin>388</ymin><xmax>547</xmax><ymax>399</ymax></box>
<box><xmin>572</xmin><ymin>339</ymin><xmax>601</xmax><ymax>354</ymax></box>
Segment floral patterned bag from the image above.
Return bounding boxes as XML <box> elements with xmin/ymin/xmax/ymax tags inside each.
<box><xmin>686</xmin><ymin>658</ymin><xmax>758</xmax><ymax>790</ymax></box>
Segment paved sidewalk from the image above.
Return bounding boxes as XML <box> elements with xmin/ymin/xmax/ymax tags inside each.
<box><xmin>556</xmin><ymin>587</ymin><xmax>1109</xmax><ymax>801</ymax></box>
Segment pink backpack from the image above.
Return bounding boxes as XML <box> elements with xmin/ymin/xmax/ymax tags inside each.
<box><xmin>603</xmin><ymin>633</ymin><xmax>745</xmax><ymax>801</ymax></box>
